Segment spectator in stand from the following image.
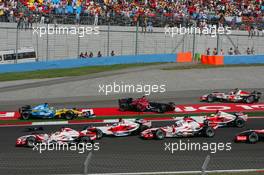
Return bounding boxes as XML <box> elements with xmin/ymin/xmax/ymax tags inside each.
<box><xmin>234</xmin><ymin>47</ymin><xmax>240</xmax><ymax>55</ymax></box>
<box><xmin>246</xmin><ymin>48</ymin><xmax>251</xmax><ymax>55</ymax></box>
<box><xmin>97</xmin><ymin>51</ymin><xmax>102</xmax><ymax>57</ymax></box>
<box><xmin>206</xmin><ymin>48</ymin><xmax>210</xmax><ymax>55</ymax></box>
<box><xmin>79</xmin><ymin>52</ymin><xmax>84</xmax><ymax>58</ymax></box>
<box><xmin>89</xmin><ymin>52</ymin><xmax>93</xmax><ymax>58</ymax></box>
<box><xmin>228</xmin><ymin>48</ymin><xmax>233</xmax><ymax>55</ymax></box>
<box><xmin>147</xmin><ymin>20</ymin><xmax>153</xmax><ymax>33</ymax></box>
<box><xmin>213</xmin><ymin>48</ymin><xmax>217</xmax><ymax>55</ymax></box>
<box><xmin>251</xmin><ymin>47</ymin><xmax>255</xmax><ymax>55</ymax></box>
<box><xmin>220</xmin><ymin>49</ymin><xmax>224</xmax><ymax>55</ymax></box>
<box><xmin>84</xmin><ymin>52</ymin><xmax>88</xmax><ymax>58</ymax></box>
<box><xmin>94</xmin><ymin>12</ymin><xmax>98</xmax><ymax>26</ymax></box>
<box><xmin>111</xmin><ymin>50</ymin><xmax>115</xmax><ymax>56</ymax></box>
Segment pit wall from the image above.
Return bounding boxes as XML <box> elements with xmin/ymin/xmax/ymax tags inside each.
<box><xmin>0</xmin><ymin>54</ymin><xmax>176</xmax><ymax>73</ymax></box>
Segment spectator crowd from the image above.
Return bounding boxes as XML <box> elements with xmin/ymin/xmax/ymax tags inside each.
<box><xmin>0</xmin><ymin>0</ymin><xmax>263</xmax><ymax>29</ymax></box>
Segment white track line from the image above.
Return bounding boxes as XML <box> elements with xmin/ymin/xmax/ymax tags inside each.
<box><xmin>84</xmin><ymin>168</ymin><xmax>264</xmax><ymax>175</ymax></box>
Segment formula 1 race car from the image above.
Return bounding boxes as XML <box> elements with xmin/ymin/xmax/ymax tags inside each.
<box><xmin>200</xmin><ymin>89</ymin><xmax>261</xmax><ymax>103</ymax></box>
<box><xmin>87</xmin><ymin>119</ymin><xmax>152</xmax><ymax>137</ymax></box>
<box><xmin>141</xmin><ymin>117</ymin><xmax>215</xmax><ymax>139</ymax></box>
<box><xmin>16</xmin><ymin>127</ymin><xmax>102</xmax><ymax>147</ymax></box>
<box><xmin>234</xmin><ymin>129</ymin><xmax>264</xmax><ymax>144</ymax></box>
<box><xmin>19</xmin><ymin>103</ymin><xmax>95</xmax><ymax>120</ymax></box>
<box><xmin>118</xmin><ymin>96</ymin><xmax>175</xmax><ymax>113</ymax></box>
<box><xmin>205</xmin><ymin>111</ymin><xmax>248</xmax><ymax>128</ymax></box>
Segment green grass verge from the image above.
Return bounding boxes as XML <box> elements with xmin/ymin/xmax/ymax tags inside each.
<box><xmin>0</xmin><ymin>63</ymin><xmax>163</xmax><ymax>82</ymax></box>
<box><xmin>160</xmin><ymin>173</ymin><xmax>263</xmax><ymax>175</ymax></box>
<box><xmin>163</xmin><ymin>63</ymin><xmax>264</xmax><ymax>71</ymax></box>
<box><xmin>1</xmin><ymin>111</ymin><xmax>263</xmax><ymax>124</ymax></box>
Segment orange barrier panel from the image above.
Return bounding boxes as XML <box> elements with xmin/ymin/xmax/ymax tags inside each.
<box><xmin>177</xmin><ymin>52</ymin><xmax>192</xmax><ymax>62</ymax></box>
<box><xmin>201</xmin><ymin>55</ymin><xmax>207</xmax><ymax>64</ymax></box>
<box><xmin>213</xmin><ymin>56</ymin><xmax>224</xmax><ymax>65</ymax></box>
<box><xmin>201</xmin><ymin>55</ymin><xmax>224</xmax><ymax>65</ymax></box>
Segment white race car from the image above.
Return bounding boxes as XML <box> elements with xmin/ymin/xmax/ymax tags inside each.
<box><xmin>87</xmin><ymin>119</ymin><xmax>151</xmax><ymax>137</ymax></box>
<box><xmin>200</xmin><ymin>89</ymin><xmax>261</xmax><ymax>103</ymax></box>
<box><xmin>141</xmin><ymin>117</ymin><xmax>215</xmax><ymax>140</ymax></box>
<box><xmin>206</xmin><ymin>111</ymin><xmax>248</xmax><ymax>128</ymax></box>
<box><xmin>16</xmin><ymin>127</ymin><xmax>101</xmax><ymax>147</ymax></box>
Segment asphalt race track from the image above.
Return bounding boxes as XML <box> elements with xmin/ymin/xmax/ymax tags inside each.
<box><xmin>0</xmin><ymin>88</ymin><xmax>264</xmax><ymax>111</ymax></box>
<box><xmin>0</xmin><ymin>119</ymin><xmax>263</xmax><ymax>174</ymax></box>
<box><xmin>0</xmin><ymin>65</ymin><xmax>264</xmax><ymax>174</ymax></box>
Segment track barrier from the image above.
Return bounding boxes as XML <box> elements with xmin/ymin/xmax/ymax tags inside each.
<box><xmin>176</xmin><ymin>52</ymin><xmax>192</xmax><ymax>63</ymax></box>
<box><xmin>0</xmin><ymin>53</ymin><xmax>263</xmax><ymax>73</ymax></box>
<box><xmin>201</xmin><ymin>55</ymin><xmax>224</xmax><ymax>65</ymax></box>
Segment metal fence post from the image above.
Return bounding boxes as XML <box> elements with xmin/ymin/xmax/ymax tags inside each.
<box><xmin>46</xmin><ymin>23</ymin><xmax>49</xmax><ymax>61</ymax></box>
<box><xmin>201</xmin><ymin>155</ymin><xmax>211</xmax><ymax>175</ymax></box>
<box><xmin>216</xmin><ymin>33</ymin><xmax>220</xmax><ymax>55</ymax></box>
<box><xmin>77</xmin><ymin>32</ymin><xmax>80</xmax><ymax>58</ymax></box>
<box><xmin>182</xmin><ymin>34</ymin><xmax>185</xmax><ymax>52</ymax></box>
<box><xmin>36</xmin><ymin>31</ymin><xmax>39</xmax><ymax>61</ymax></box>
<box><xmin>107</xmin><ymin>21</ymin><xmax>110</xmax><ymax>56</ymax></box>
<box><xmin>15</xmin><ymin>26</ymin><xmax>19</xmax><ymax>64</ymax></box>
<box><xmin>83</xmin><ymin>151</ymin><xmax>93</xmax><ymax>175</ymax></box>
<box><xmin>192</xmin><ymin>32</ymin><xmax>196</xmax><ymax>60</ymax></box>
<box><xmin>121</xmin><ymin>40</ymin><xmax>123</xmax><ymax>56</ymax></box>
<box><xmin>135</xmin><ymin>20</ymin><xmax>139</xmax><ymax>55</ymax></box>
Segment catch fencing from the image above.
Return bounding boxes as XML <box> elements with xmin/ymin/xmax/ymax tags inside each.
<box><xmin>0</xmin><ymin>22</ymin><xmax>263</xmax><ymax>62</ymax></box>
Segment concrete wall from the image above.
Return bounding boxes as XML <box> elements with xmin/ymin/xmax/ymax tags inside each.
<box><xmin>0</xmin><ymin>53</ymin><xmax>176</xmax><ymax>73</ymax></box>
<box><xmin>224</xmin><ymin>55</ymin><xmax>264</xmax><ymax>64</ymax></box>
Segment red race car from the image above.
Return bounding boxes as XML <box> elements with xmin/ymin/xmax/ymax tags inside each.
<box><xmin>200</xmin><ymin>89</ymin><xmax>261</xmax><ymax>103</ymax></box>
<box><xmin>16</xmin><ymin>127</ymin><xmax>101</xmax><ymax>147</ymax></box>
<box><xmin>118</xmin><ymin>96</ymin><xmax>175</xmax><ymax>113</ymax></box>
<box><xmin>234</xmin><ymin>129</ymin><xmax>264</xmax><ymax>143</ymax></box>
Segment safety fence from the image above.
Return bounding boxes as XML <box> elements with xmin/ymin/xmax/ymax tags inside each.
<box><xmin>0</xmin><ymin>22</ymin><xmax>263</xmax><ymax>63</ymax></box>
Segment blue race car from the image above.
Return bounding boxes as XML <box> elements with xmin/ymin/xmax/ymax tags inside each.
<box><xmin>19</xmin><ymin>103</ymin><xmax>95</xmax><ymax>120</ymax></box>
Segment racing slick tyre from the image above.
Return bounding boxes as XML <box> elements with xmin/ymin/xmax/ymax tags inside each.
<box><xmin>203</xmin><ymin>127</ymin><xmax>215</xmax><ymax>137</ymax></box>
<box><xmin>168</xmin><ymin>102</ymin><xmax>176</xmax><ymax>110</ymax></box>
<box><xmin>119</xmin><ymin>104</ymin><xmax>128</xmax><ymax>111</ymax></box>
<box><xmin>207</xmin><ymin>95</ymin><xmax>214</xmax><ymax>103</ymax></box>
<box><xmin>21</xmin><ymin>112</ymin><xmax>30</xmax><ymax>120</ymax></box>
<box><xmin>248</xmin><ymin>132</ymin><xmax>259</xmax><ymax>144</ymax></box>
<box><xmin>96</xmin><ymin>129</ymin><xmax>103</xmax><ymax>139</ymax></box>
<box><xmin>21</xmin><ymin>105</ymin><xmax>31</xmax><ymax>110</ymax></box>
<box><xmin>155</xmin><ymin>129</ymin><xmax>165</xmax><ymax>140</ymax></box>
<box><xmin>26</xmin><ymin>136</ymin><xmax>36</xmax><ymax>147</ymax></box>
<box><xmin>79</xmin><ymin>136</ymin><xmax>91</xmax><ymax>145</ymax></box>
<box><xmin>234</xmin><ymin>118</ymin><xmax>245</xmax><ymax>128</ymax></box>
<box><xmin>157</xmin><ymin>105</ymin><xmax>166</xmax><ymax>113</ymax></box>
<box><xmin>64</xmin><ymin>111</ymin><xmax>75</xmax><ymax>120</ymax></box>
<box><xmin>139</xmin><ymin>125</ymin><xmax>149</xmax><ymax>132</ymax></box>
<box><xmin>245</xmin><ymin>96</ymin><xmax>255</xmax><ymax>104</ymax></box>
